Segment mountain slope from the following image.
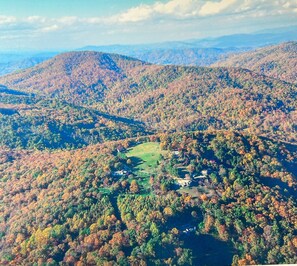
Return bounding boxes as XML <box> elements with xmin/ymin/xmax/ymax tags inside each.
<box><xmin>214</xmin><ymin>42</ymin><xmax>297</xmax><ymax>84</ymax></box>
<box><xmin>0</xmin><ymin>51</ymin><xmax>147</xmax><ymax>104</ymax></box>
<box><xmin>0</xmin><ymin>51</ymin><xmax>297</xmax><ymax>143</ymax></box>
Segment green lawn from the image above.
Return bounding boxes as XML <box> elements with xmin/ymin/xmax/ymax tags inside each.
<box><xmin>126</xmin><ymin>142</ymin><xmax>164</xmax><ymax>176</ymax></box>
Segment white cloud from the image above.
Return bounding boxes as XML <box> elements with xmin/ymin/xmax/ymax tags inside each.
<box><xmin>82</xmin><ymin>17</ymin><xmax>104</xmax><ymax>24</ymax></box>
<box><xmin>40</xmin><ymin>24</ymin><xmax>60</xmax><ymax>32</ymax></box>
<box><xmin>0</xmin><ymin>1</ymin><xmax>296</xmax><ymax>30</ymax></box>
<box><xmin>199</xmin><ymin>0</ymin><xmax>238</xmax><ymax>16</ymax></box>
<box><xmin>0</xmin><ymin>0</ymin><xmax>296</xmax><ymax>50</ymax></box>
<box><xmin>56</xmin><ymin>16</ymin><xmax>78</xmax><ymax>25</ymax></box>
<box><xmin>153</xmin><ymin>0</ymin><xmax>198</xmax><ymax>17</ymax></box>
<box><xmin>116</xmin><ymin>5</ymin><xmax>154</xmax><ymax>22</ymax></box>
<box><xmin>112</xmin><ymin>0</ymin><xmax>200</xmax><ymax>22</ymax></box>
<box><xmin>110</xmin><ymin>0</ymin><xmax>297</xmax><ymax>23</ymax></box>
<box><xmin>0</xmin><ymin>16</ymin><xmax>17</xmax><ymax>25</ymax></box>
<box><xmin>26</xmin><ymin>16</ymin><xmax>47</xmax><ymax>23</ymax></box>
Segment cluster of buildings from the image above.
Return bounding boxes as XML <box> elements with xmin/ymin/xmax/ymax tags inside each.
<box><xmin>176</xmin><ymin>170</ymin><xmax>209</xmax><ymax>188</ymax></box>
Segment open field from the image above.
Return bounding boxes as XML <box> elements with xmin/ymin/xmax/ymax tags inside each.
<box><xmin>126</xmin><ymin>142</ymin><xmax>165</xmax><ymax>175</ymax></box>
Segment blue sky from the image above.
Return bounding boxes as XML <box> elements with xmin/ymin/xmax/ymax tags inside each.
<box><xmin>0</xmin><ymin>0</ymin><xmax>296</xmax><ymax>50</ymax></box>
<box><xmin>0</xmin><ymin>0</ymin><xmax>155</xmax><ymax>17</ymax></box>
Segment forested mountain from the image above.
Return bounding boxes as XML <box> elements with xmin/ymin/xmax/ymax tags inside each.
<box><xmin>0</xmin><ymin>47</ymin><xmax>297</xmax><ymax>265</ymax></box>
<box><xmin>0</xmin><ymin>52</ymin><xmax>148</xmax><ymax>103</ymax></box>
<box><xmin>0</xmin><ymin>131</ymin><xmax>296</xmax><ymax>265</ymax></box>
<box><xmin>215</xmin><ymin>42</ymin><xmax>297</xmax><ymax>84</ymax></box>
<box><xmin>1</xmin><ymin>51</ymin><xmax>296</xmax><ymax>143</ymax></box>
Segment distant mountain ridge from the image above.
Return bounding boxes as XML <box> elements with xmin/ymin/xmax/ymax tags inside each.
<box><xmin>215</xmin><ymin>42</ymin><xmax>297</xmax><ymax>84</ymax></box>
<box><xmin>0</xmin><ymin>52</ymin><xmax>57</xmax><ymax>76</ymax></box>
<box><xmin>0</xmin><ymin>27</ymin><xmax>296</xmax><ymax>76</ymax></box>
<box><xmin>78</xmin><ymin>26</ymin><xmax>297</xmax><ymax>65</ymax></box>
<box><xmin>79</xmin><ymin>47</ymin><xmax>245</xmax><ymax>66</ymax></box>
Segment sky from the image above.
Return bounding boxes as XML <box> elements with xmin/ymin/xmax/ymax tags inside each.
<box><xmin>0</xmin><ymin>0</ymin><xmax>296</xmax><ymax>51</ymax></box>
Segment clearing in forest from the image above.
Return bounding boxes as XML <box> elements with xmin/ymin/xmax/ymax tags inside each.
<box><xmin>126</xmin><ymin>142</ymin><xmax>165</xmax><ymax>176</ymax></box>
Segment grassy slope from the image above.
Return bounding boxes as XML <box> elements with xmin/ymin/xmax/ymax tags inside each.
<box><xmin>126</xmin><ymin>142</ymin><xmax>164</xmax><ymax>175</ymax></box>
<box><xmin>126</xmin><ymin>142</ymin><xmax>167</xmax><ymax>192</ymax></box>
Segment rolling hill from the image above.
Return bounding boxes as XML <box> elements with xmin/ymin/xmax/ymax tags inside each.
<box><xmin>0</xmin><ymin>51</ymin><xmax>147</xmax><ymax>104</ymax></box>
<box><xmin>0</xmin><ymin>50</ymin><xmax>296</xmax><ymax>143</ymax></box>
<box><xmin>215</xmin><ymin>42</ymin><xmax>297</xmax><ymax>84</ymax></box>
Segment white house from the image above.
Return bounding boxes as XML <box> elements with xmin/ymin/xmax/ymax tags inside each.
<box><xmin>113</xmin><ymin>170</ymin><xmax>128</xmax><ymax>176</ymax></box>
<box><xmin>176</xmin><ymin>178</ymin><xmax>191</xmax><ymax>187</ymax></box>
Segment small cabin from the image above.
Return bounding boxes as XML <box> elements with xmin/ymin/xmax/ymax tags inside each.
<box><xmin>201</xmin><ymin>170</ymin><xmax>208</xmax><ymax>176</ymax></box>
<box><xmin>113</xmin><ymin>170</ymin><xmax>129</xmax><ymax>177</ymax></box>
<box><xmin>193</xmin><ymin>169</ymin><xmax>209</xmax><ymax>179</ymax></box>
<box><xmin>176</xmin><ymin>178</ymin><xmax>191</xmax><ymax>187</ymax></box>
<box><xmin>179</xmin><ymin>224</ymin><xmax>197</xmax><ymax>234</ymax></box>
<box><xmin>173</xmin><ymin>151</ymin><xmax>180</xmax><ymax>156</ymax></box>
<box><xmin>116</xmin><ymin>145</ymin><xmax>126</xmax><ymax>153</ymax></box>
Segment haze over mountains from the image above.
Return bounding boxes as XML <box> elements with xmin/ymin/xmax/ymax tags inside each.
<box><xmin>0</xmin><ymin>52</ymin><xmax>58</xmax><ymax>76</ymax></box>
<box><xmin>0</xmin><ymin>27</ymin><xmax>296</xmax><ymax>76</ymax></box>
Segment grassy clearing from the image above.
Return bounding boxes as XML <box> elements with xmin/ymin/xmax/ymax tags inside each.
<box><xmin>98</xmin><ymin>187</ymin><xmax>111</xmax><ymax>194</ymax></box>
<box><xmin>125</xmin><ymin>142</ymin><xmax>169</xmax><ymax>193</ymax></box>
<box><xmin>126</xmin><ymin>142</ymin><xmax>165</xmax><ymax>176</ymax></box>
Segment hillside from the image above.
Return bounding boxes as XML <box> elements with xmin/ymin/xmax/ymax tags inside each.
<box><xmin>0</xmin><ymin>48</ymin><xmax>297</xmax><ymax>265</ymax></box>
<box><xmin>0</xmin><ymin>51</ymin><xmax>147</xmax><ymax>104</ymax></box>
<box><xmin>1</xmin><ymin>51</ymin><xmax>296</xmax><ymax>143</ymax></box>
<box><xmin>0</xmin><ymin>86</ymin><xmax>148</xmax><ymax>149</ymax></box>
<box><xmin>215</xmin><ymin>42</ymin><xmax>297</xmax><ymax>84</ymax></box>
<box><xmin>0</xmin><ymin>131</ymin><xmax>296</xmax><ymax>265</ymax></box>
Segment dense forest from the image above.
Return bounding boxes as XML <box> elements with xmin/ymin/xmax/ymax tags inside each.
<box><xmin>0</xmin><ymin>43</ymin><xmax>296</xmax><ymax>265</ymax></box>
<box><xmin>0</xmin><ymin>131</ymin><xmax>296</xmax><ymax>264</ymax></box>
